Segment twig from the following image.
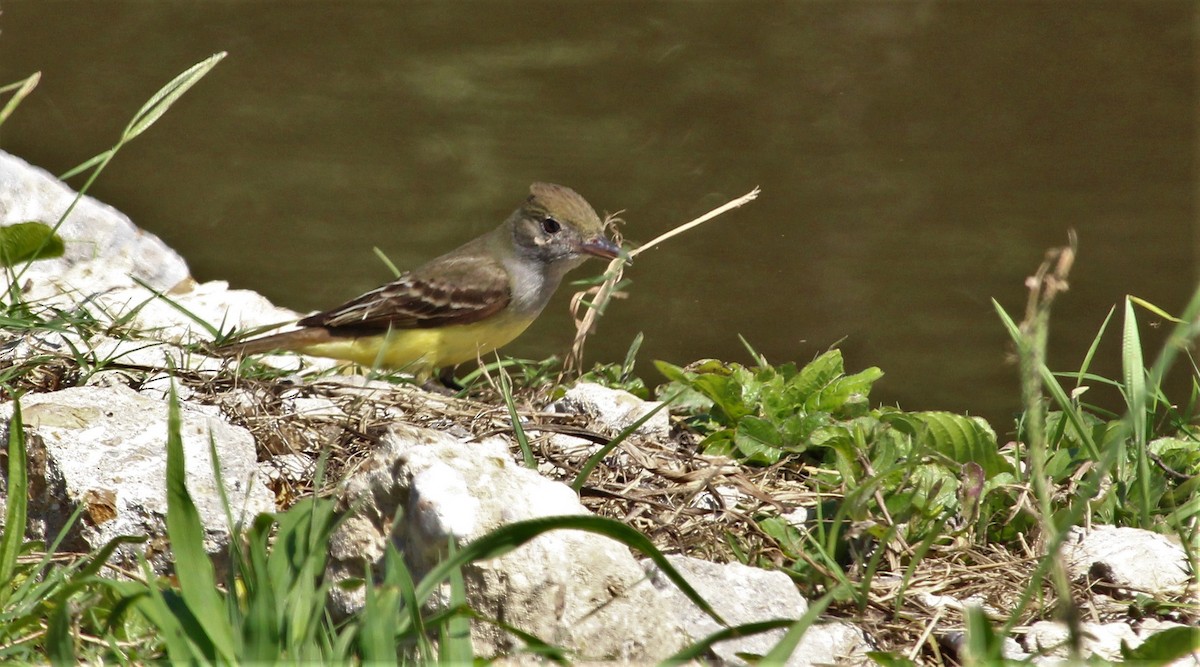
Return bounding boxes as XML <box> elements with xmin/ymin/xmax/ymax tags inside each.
<box><xmin>563</xmin><ymin>187</ymin><xmax>761</xmax><ymax>375</ymax></box>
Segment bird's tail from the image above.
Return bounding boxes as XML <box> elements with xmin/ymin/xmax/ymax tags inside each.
<box><xmin>213</xmin><ymin>327</ymin><xmax>336</xmax><ymax>359</ymax></box>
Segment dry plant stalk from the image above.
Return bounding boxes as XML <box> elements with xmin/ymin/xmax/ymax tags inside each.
<box><xmin>563</xmin><ymin>187</ymin><xmax>761</xmax><ymax>375</ymax></box>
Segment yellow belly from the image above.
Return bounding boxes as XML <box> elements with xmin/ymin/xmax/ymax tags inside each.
<box><xmin>297</xmin><ymin>313</ymin><xmax>536</xmax><ymax>378</ymax></box>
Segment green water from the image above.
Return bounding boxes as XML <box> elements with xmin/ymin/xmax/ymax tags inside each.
<box><xmin>1</xmin><ymin>2</ymin><xmax>1195</xmax><ymax>427</ymax></box>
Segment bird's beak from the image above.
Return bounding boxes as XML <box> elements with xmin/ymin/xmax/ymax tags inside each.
<box><xmin>578</xmin><ymin>236</ymin><xmax>622</xmax><ymax>261</ymax></box>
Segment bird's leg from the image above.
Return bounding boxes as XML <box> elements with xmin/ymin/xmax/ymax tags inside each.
<box><xmin>421</xmin><ymin>366</ymin><xmax>463</xmax><ymax>395</ymax></box>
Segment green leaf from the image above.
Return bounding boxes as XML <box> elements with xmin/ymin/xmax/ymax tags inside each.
<box><xmin>789</xmin><ymin>350</ymin><xmax>845</xmax><ymax>403</ymax></box>
<box><xmin>733</xmin><ymin>416</ymin><xmax>785</xmax><ymax>465</ymax></box>
<box><xmin>700</xmin><ymin>431</ymin><xmax>738</xmax><ymax>458</ymax></box>
<box><xmin>806</xmin><ymin>366</ymin><xmax>884</xmax><ymax>414</ymax></box>
<box><xmin>691</xmin><ymin>373</ymin><xmax>751</xmax><ymax>422</ymax></box>
<box><xmin>359</xmin><ymin>565</ymin><xmax>403</xmax><ymax>663</ymax></box>
<box><xmin>414</xmin><ymin>515</ymin><xmax>726</xmax><ymax>627</ymax></box>
<box><xmin>1121</xmin><ymin>626</ymin><xmax>1200</xmax><ymax>663</ymax></box>
<box><xmin>0</xmin><ymin>222</ymin><xmax>65</xmax><ymax>266</ymax></box>
<box><xmin>242</xmin><ymin>514</ymin><xmax>282</xmax><ymax>663</ymax></box>
<box><xmin>46</xmin><ymin>597</ymin><xmax>74</xmax><ymax>666</ymax></box>
<box><xmin>962</xmin><ymin>604</ymin><xmax>1005</xmax><ymax>663</ymax></box>
<box><xmin>122</xmin><ymin>52</ymin><xmax>226</xmax><ymax>142</ymax></box>
<box><xmin>808</xmin><ymin>424</ymin><xmax>857</xmax><ymax>479</ymax></box>
<box><xmin>760</xmin><ymin>591</ymin><xmax>834</xmax><ymax>664</ymax></box>
<box><xmin>757</xmin><ymin>517</ymin><xmax>805</xmax><ymax>558</ymax></box>
<box><xmin>0</xmin><ymin>72</ymin><xmax>40</xmax><ymax>127</ymax></box>
<box><xmin>0</xmin><ymin>399</ymin><xmax>27</xmax><ymax>606</ymax></box>
<box><xmin>163</xmin><ymin>384</ymin><xmax>238</xmax><ymax>662</ymax></box>
<box><xmin>886</xmin><ymin>411</ymin><xmax>1012</xmax><ymax>477</ymax></box>
<box><xmin>659</xmin><ymin>618</ymin><xmax>798</xmax><ymax>667</ymax></box>
<box><xmin>438</xmin><ymin>543</ymin><xmax>474</xmax><ymax>665</ymax></box>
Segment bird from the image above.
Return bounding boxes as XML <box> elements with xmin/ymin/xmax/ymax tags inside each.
<box><xmin>218</xmin><ymin>182</ymin><xmax>620</xmax><ymax>383</ymax></box>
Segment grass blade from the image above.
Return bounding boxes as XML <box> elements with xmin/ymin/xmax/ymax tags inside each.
<box><xmin>0</xmin><ymin>399</ymin><xmax>28</xmax><ymax>601</ymax></box>
<box><xmin>414</xmin><ymin>514</ymin><xmax>726</xmax><ymax>627</ymax></box>
<box><xmin>438</xmin><ymin>542</ymin><xmax>474</xmax><ymax>665</ymax></box>
<box><xmin>571</xmin><ymin>392</ymin><xmax>678</xmax><ymax>491</ymax></box>
<box><xmin>0</xmin><ymin>72</ymin><xmax>40</xmax><ymax>127</ymax></box>
<box><xmin>122</xmin><ymin>52</ymin><xmax>226</xmax><ymax>142</ymax></box>
<box><xmin>1122</xmin><ymin>296</ymin><xmax>1152</xmax><ymax>526</ymax></box>
<box><xmin>760</xmin><ymin>591</ymin><xmax>835</xmax><ymax>664</ymax></box>
<box><xmin>163</xmin><ymin>384</ymin><xmax>237</xmax><ymax>662</ymax></box>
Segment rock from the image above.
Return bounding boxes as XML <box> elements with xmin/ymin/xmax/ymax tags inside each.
<box><xmin>641</xmin><ymin>555</ymin><xmax>872</xmax><ymax>666</ymax></box>
<box><xmin>941</xmin><ymin>631</ymin><xmax>1028</xmax><ymax>662</ymax></box>
<box><xmin>690</xmin><ymin>485</ymin><xmax>747</xmax><ymax>513</ymax></box>
<box><xmin>326</xmin><ymin>424</ymin><xmax>688</xmax><ymax>661</ymax></box>
<box><xmin>917</xmin><ymin>592</ymin><xmax>1003</xmax><ymax>620</ymax></box>
<box><xmin>1023</xmin><ymin>620</ymin><xmax>1139</xmax><ymax>663</ymax></box>
<box><xmin>0</xmin><ymin>151</ymin><xmax>306</xmax><ymax>356</ymax></box>
<box><xmin>0</xmin><ymin>151</ymin><xmax>189</xmax><ymax>300</ymax></box>
<box><xmin>261</xmin><ymin>453</ymin><xmax>314</xmax><ymax>483</ymax></box>
<box><xmin>1063</xmin><ymin>525</ymin><xmax>1193</xmax><ymax>597</ymax></box>
<box><xmin>84</xmin><ymin>279</ymin><xmax>302</xmax><ymax>347</ymax></box>
<box><xmin>283</xmin><ymin>395</ymin><xmax>346</xmax><ymax>420</ymax></box>
<box><xmin>550</xmin><ymin>382</ymin><xmax>669</xmax><ymax>440</ymax></box>
<box><xmin>0</xmin><ymin>385</ymin><xmax>275</xmax><ymax>570</ymax></box>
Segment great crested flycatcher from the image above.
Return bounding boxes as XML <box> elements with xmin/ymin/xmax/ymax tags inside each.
<box><xmin>220</xmin><ymin>182</ymin><xmax>620</xmax><ymax>379</ymax></box>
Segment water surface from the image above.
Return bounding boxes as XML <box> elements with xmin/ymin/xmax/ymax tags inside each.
<box><xmin>1</xmin><ymin>2</ymin><xmax>1195</xmax><ymax>428</ymax></box>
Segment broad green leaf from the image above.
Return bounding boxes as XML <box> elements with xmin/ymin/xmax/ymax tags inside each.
<box><xmin>777</xmin><ymin>413</ymin><xmax>826</xmax><ymax>451</ymax></box>
<box><xmin>700</xmin><ymin>431</ymin><xmax>738</xmax><ymax>458</ymax></box>
<box><xmin>733</xmin><ymin>416</ymin><xmax>785</xmax><ymax>464</ymax></box>
<box><xmin>805</xmin><ymin>366</ymin><xmax>883</xmax><ymax>414</ymax></box>
<box><xmin>690</xmin><ymin>373</ymin><xmax>751</xmax><ymax>422</ymax></box>
<box><xmin>908</xmin><ymin>464</ymin><xmax>959</xmax><ymax>515</ymax></box>
<box><xmin>757</xmin><ymin>517</ymin><xmax>805</xmax><ymax>558</ymax></box>
<box><xmin>788</xmin><ymin>349</ymin><xmax>845</xmax><ymax>402</ymax></box>
<box><xmin>653</xmin><ymin>360</ymin><xmax>715</xmax><ymax>414</ymax></box>
<box><xmin>1121</xmin><ymin>626</ymin><xmax>1200</xmax><ymax>662</ymax></box>
<box><xmin>808</xmin><ymin>424</ymin><xmax>857</xmax><ymax>479</ymax></box>
<box><xmin>890</xmin><ymin>411</ymin><xmax>1012</xmax><ymax>477</ymax></box>
<box><xmin>0</xmin><ymin>222</ymin><xmax>65</xmax><ymax>266</ymax></box>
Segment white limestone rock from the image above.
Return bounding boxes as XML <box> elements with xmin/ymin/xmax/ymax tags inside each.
<box><xmin>261</xmin><ymin>453</ymin><xmax>315</xmax><ymax>483</ymax></box>
<box><xmin>1063</xmin><ymin>525</ymin><xmax>1193</xmax><ymax>597</ymax></box>
<box><xmin>83</xmin><ymin>279</ymin><xmax>302</xmax><ymax>347</ymax></box>
<box><xmin>640</xmin><ymin>555</ymin><xmax>873</xmax><ymax>666</ymax></box>
<box><xmin>0</xmin><ymin>151</ymin><xmax>189</xmax><ymax>300</ymax></box>
<box><xmin>1023</xmin><ymin>620</ymin><xmax>1140</xmax><ymax>664</ymax></box>
<box><xmin>550</xmin><ymin>382</ymin><xmax>669</xmax><ymax>440</ymax></box>
<box><xmin>326</xmin><ymin>424</ymin><xmax>689</xmax><ymax>662</ymax></box>
<box><xmin>0</xmin><ymin>385</ymin><xmax>275</xmax><ymax>570</ymax></box>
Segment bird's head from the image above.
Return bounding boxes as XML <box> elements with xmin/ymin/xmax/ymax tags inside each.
<box><xmin>509</xmin><ymin>182</ymin><xmax>620</xmax><ymax>271</ymax></box>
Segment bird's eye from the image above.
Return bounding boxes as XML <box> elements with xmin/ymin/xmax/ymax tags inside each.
<box><xmin>541</xmin><ymin>216</ymin><xmax>561</xmax><ymax>234</ymax></box>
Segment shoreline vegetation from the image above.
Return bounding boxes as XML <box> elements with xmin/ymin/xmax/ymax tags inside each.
<box><xmin>0</xmin><ymin>55</ymin><xmax>1196</xmax><ymax>665</ymax></box>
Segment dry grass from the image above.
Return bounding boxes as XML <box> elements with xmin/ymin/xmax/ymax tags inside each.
<box><xmin>6</xmin><ymin>339</ymin><xmax>1192</xmax><ymax>663</ymax></box>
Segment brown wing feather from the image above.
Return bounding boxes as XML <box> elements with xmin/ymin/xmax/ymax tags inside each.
<box><xmin>297</xmin><ymin>247</ymin><xmax>512</xmax><ymax>333</ymax></box>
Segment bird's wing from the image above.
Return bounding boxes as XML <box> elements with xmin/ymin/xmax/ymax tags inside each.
<box><xmin>299</xmin><ymin>250</ymin><xmax>512</xmax><ymax>332</ymax></box>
